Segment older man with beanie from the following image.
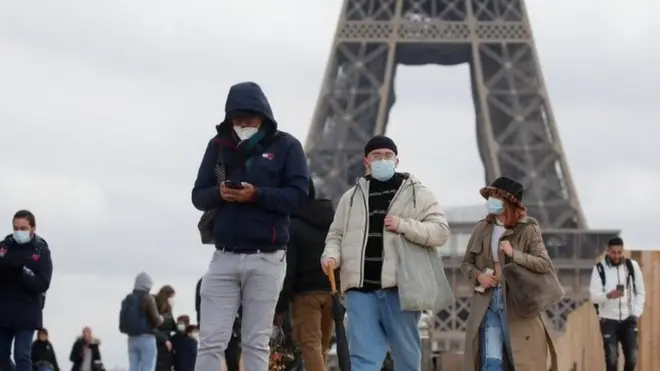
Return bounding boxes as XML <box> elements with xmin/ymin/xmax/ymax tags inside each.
<box><xmin>321</xmin><ymin>135</ymin><xmax>450</xmax><ymax>371</ymax></box>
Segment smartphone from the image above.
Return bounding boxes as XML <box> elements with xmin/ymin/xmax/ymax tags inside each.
<box><xmin>475</xmin><ymin>268</ymin><xmax>495</xmax><ymax>293</ymax></box>
<box><xmin>616</xmin><ymin>284</ymin><xmax>624</xmax><ymax>292</ymax></box>
<box><xmin>224</xmin><ymin>180</ymin><xmax>244</xmax><ymax>190</ymax></box>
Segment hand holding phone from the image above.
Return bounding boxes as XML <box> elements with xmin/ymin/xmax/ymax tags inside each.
<box><xmin>223</xmin><ymin>180</ymin><xmax>244</xmax><ymax>190</ymax></box>
<box><xmin>219</xmin><ymin>181</ymin><xmax>243</xmax><ymax>202</ymax></box>
<box><xmin>607</xmin><ymin>284</ymin><xmax>625</xmax><ymax>299</ymax></box>
<box><xmin>475</xmin><ymin>268</ymin><xmax>496</xmax><ymax>293</ymax></box>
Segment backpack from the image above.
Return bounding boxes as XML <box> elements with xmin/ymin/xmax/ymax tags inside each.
<box><xmin>593</xmin><ymin>258</ymin><xmax>637</xmax><ymax>314</ymax></box>
<box><xmin>119</xmin><ymin>293</ymin><xmax>150</xmax><ymax>335</ymax></box>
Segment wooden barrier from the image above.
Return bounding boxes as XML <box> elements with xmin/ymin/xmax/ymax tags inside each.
<box><xmin>634</xmin><ymin>251</ymin><xmax>660</xmax><ymax>371</ymax></box>
<box><xmin>554</xmin><ymin>250</ymin><xmax>660</xmax><ymax>371</ymax></box>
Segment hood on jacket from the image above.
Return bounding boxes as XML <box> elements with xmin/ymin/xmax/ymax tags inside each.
<box><xmin>134</xmin><ymin>272</ymin><xmax>153</xmax><ymax>292</ymax></box>
<box><xmin>292</xmin><ymin>199</ymin><xmax>335</xmax><ymax>231</ymax></box>
<box><xmin>292</xmin><ymin>178</ymin><xmax>334</xmax><ymax>230</ymax></box>
<box><xmin>218</xmin><ymin>82</ymin><xmax>277</xmax><ymax>132</ymax></box>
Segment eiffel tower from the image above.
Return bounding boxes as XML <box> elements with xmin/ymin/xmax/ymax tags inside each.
<box><xmin>304</xmin><ymin>0</ymin><xmax>619</xmax><ymax>352</ymax></box>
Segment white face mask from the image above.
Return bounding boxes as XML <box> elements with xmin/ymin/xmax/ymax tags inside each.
<box><xmin>177</xmin><ymin>323</ymin><xmax>185</xmax><ymax>332</ymax></box>
<box><xmin>233</xmin><ymin>125</ymin><xmax>259</xmax><ymax>141</ymax></box>
<box><xmin>191</xmin><ymin>332</ymin><xmax>199</xmax><ymax>341</ymax></box>
<box><xmin>168</xmin><ymin>297</ymin><xmax>175</xmax><ymax>307</ymax></box>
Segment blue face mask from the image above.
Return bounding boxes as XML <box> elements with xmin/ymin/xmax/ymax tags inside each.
<box><xmin>13</xmin><ymin>230</ymin><xmax>32</xmax><ymax>244</ymax></box>
<box><xmin>370</xmin><ymin>159</ymin><xmax>396</xmax><ymax>181</ymax></box>
<box><xmin>486</xmin><ymin>197</ymin><xmax>504</xmax><ymax>215</ymax></box>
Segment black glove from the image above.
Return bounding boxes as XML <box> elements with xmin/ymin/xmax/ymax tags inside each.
<box><xmin>628</xmin><ymin>315</ymin><xmax>638</xmax><ymax>325</ymax></box>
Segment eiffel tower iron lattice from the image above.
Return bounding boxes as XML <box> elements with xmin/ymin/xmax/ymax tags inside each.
<box><xmin>303</xmin><ymin>0</ymin><xmax>619</xmax><ymax>351</ymax></box>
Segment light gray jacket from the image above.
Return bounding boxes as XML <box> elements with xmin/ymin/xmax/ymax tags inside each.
<box><xmin>322</xmin><ymin>174</ymin><xmax>450</xmax><ymax>292</ymax></box>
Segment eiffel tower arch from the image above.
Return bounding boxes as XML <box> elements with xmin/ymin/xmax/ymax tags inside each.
<box><xmin>304</xmin><ymin>0</ymin><xmax>619</xmax><ymax>352</ymax></box>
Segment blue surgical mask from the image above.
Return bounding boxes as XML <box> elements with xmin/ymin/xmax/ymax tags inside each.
<box><xmin>486</xmin><ymin>197</ymin><xmax>504</xmax><ymax>215</ymax></box>
<box><xmin>13</xmin><ymin>230</ymin><xmax>32</xmax><ymax>244</ymax></box>
<box><xmin>370</xmin><ymin>159</ymin><xmax>396</xmax><ymax>181</ymax></box>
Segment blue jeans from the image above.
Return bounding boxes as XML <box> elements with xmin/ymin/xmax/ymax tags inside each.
<box><xmin>345</xmin><ymin>289</ymin><xmax>421</xmax><ymax>371</ymax></box>
<box><xmin>480</xmin><ymin>287</ymin><xmax>510</xmax><ymax>371</ymax></box>
<box><xmin>0</xmin><ymin>328</ymin><xmax>34</xmax><ymax>371</ymax></box>
<box><xmin>128</xmin><ymin>334</ymin><xmax>157</xmax><ymax>371</ymax></box>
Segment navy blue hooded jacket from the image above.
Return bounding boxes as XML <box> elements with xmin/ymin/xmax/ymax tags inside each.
<box><xmin>0</xmin><ymin>234</ymin><xmax>52</xmax><ymax>330</ymax></box>
<box><xmin>192</xmin><ymin>82</ymin><xmax>309</xmax><ymax>251</ymax></box>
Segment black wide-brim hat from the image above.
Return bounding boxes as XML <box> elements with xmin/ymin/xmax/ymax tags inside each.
<box><xmin>479</xmin><ymin>176</ymin><xmax>525</xmax><ymax>210</ymax></box>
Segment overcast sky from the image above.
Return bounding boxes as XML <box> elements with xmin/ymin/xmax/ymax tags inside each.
<box><xmin>0</xmin><ymin>0</ymin><xmax>658</xmax><ymax>368</ymax></box>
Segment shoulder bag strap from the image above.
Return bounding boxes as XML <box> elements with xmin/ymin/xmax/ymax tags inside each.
<box><xmin>214</xmin><ymin>141</ymin><xmax>226</xmax><ymax>184</ymax></box>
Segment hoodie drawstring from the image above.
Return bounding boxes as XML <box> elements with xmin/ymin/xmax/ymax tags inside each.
<box><xmin>411</xmin><ymin>182</ymin><xmax>417</xmax><ymax>209</ymax></box>
<box><xmin>348</xmin><ymin>185</ymin><xmax>359</xmax><ymax>207</ymax></box>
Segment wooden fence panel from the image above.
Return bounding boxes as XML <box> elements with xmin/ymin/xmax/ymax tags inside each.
<box><xmin>555</xmin><ymin>251</ymin><xmax>660</xmax><ymax>371</ymax></box>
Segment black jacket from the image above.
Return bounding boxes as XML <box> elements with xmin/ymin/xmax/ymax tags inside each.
<box><xmin>69</xmin><ymin>338</ymin><xmax>102</xmax><ymax>371</ymax></box>
<box><xmin>276</xmin><ymin>198</ymin><xmax>336</xmax><ymax>313</ymax></box>
<box><xmin>155</xmin><ymin>311</ymin><xmax>176</xmax><ymax>371</ymax></box>
<box><xmin>0</xmin><ymin>235</ymin><xmax>52</xmax><ymax>330</ymax></box>
<box><xmin>171</xmin><ymin>333</ymin><xmax>197</xmax><ymax>371</ymax></box>
<box><xmin>191</xmin><ymin>82</ymin><xmax>309</xmax><ymax>251</ymax></box>
<box><xmin>31</xmin><ymin>340</ymin><xmax>60</xmax><ymax>371</ymax></box>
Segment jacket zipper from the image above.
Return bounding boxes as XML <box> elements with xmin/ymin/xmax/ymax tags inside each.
<box><xmin>616</xmin><ymin>266</ymin><xmax>622</xmax><ymax>321</ymax></box>
<box><xmin>358</xmin><ymin>179</ymin><xmax>409</xmax><ymax>287</ymax></box>
<box><xmin>357</xmin><ymin>183</ymin><xmax>369</xmax><ymax>288</ymax></box>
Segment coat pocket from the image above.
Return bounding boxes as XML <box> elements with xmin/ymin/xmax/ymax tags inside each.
<box><xmin>468</xmin><ymin>239</ymin><xmax>484</xmax><ymax>254</ymax></box>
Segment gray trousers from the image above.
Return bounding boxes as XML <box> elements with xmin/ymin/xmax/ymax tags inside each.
<box><xmin>194</xmin><ymin>249</ymin><xmax>286</xmax><ymax>371</ymax></box>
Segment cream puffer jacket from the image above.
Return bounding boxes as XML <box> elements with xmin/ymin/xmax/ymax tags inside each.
<box><xmin>321</xmin><ymin>174</ymin><xmax>450</xmax><ymax>293</ymax></box>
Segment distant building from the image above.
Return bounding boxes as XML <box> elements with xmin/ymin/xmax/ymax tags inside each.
<box><xmin>442</xmin><ymin>205</ymin><xmax>485</xmax><ymax>257</ymax></box>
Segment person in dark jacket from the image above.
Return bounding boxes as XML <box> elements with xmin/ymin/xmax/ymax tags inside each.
<box><xmin>192</xmin><ymin>81</ymin><xmax>309</xmax><ymax>371</ymax></box>
<box><xmin>124</xmin><ymin>272</ymin><xmax>163</xmax><ymax>371</ymax></box>
<box><xmin>195</xmin><ymin>278</ymin><xmax>241</xmax><ymax>371</ymax></box>
<box><xmin>154</xmin><ymin>286</ymin><xmax>177</xmax><ymax>371</ymax></box>
<box><xmin>69</xmin><ymin>327</ymin><xmax>102</xmax><ymax>371</ymax></box>
<box><xmin>31</xmin><ymin>328</ymin><xmax>60</xmax><ymax>371</ymax></box>
<box><xmin>171</xmin><ymin>321</ymin><xmax>197</xmax><ymax>371</ymax></box>
<box><xmin>0</xmin><ymin>210</ymin><xmax>53</xmax><ymax>371</ymax></box>
<box><xmin>275</xmin><ymin>179</ymin><xmax>336</xmax><ymax>371</ymax></box>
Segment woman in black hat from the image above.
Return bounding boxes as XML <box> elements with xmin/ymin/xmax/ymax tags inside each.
<box><xmin>460</xmin><ymin>176</ymin><xmax>557</xmax><ymax>371</ymax></box>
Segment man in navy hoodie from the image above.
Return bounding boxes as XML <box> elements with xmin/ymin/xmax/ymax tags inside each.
<box><xmin>0</xmin><ymin>210</ymin><xmax>53</xmax><ymax>371</ymax></box>
<box><xmin>192</xmin><ymin>82</ymin><xmax>309</xmax><ymax>371</ymax></box>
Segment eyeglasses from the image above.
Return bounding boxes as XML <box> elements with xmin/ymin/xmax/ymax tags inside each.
<box><xmin>370</xmin><ymin>153</ymin><xmax>396</xmax><ymax>161</ymax></box>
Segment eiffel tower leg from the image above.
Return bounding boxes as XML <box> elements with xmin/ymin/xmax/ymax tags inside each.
<box><xmin>305</xmin><ymin>1</ymin><xmax>403</xmax><ymax>201</ymax></box>
<box><xmin>468</xmin><ymin>1</ymin><xmax>585</xmax><ymax>228</ymax></box>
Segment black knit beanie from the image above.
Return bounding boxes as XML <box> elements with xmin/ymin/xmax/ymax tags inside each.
<box><xmin>364</xmin><ymin>135</ymin><xmax>398</xmax><ymax>156</ymax></box>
